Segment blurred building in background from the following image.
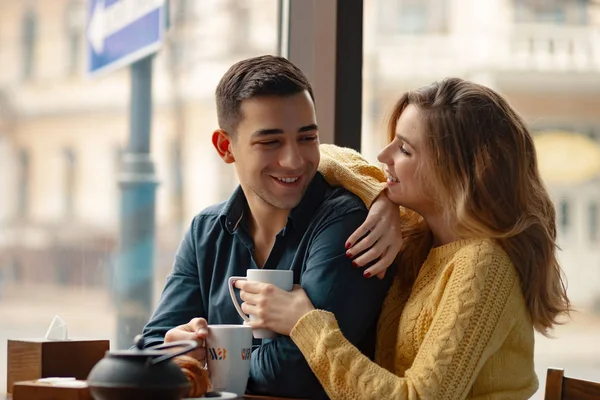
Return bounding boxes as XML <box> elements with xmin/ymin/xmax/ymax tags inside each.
<box><xmin>1</xmin><ymin>0</ymin><xmax>600</xmax><ymax>309</ymax></box>
<box><xmin>362</xmin><ymin>0</ymin><xmax>600</xmax><ymax>308</ymax></box>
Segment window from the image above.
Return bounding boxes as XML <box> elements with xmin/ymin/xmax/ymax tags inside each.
<box><xmin>65</xmin><ymin>0</ymin><xmax>85</xmax><ymax>76</ymax></box>
<box><xmin>559</xmin><ymin>199</ymin><xmax>570</xmax><ymax>232</ymax></box>
<box><xmin>67</xmin><ymin>32</ymin><xmax>81</xmax><ymax>76</ymax></box>
<box><xmin>21</xmin><ymin>9</ymin><xmax>37</xmax><ymax>80</ymax></box>
<box><xmin>514</xmin><ymin>0</ymin><xmax>589</xmax><ymax>24</ymax></box>
<box><xmin>17</xmin><ymin>149</ymin><xmax>30</xmax><ymax>218</ymax></box>
<box><xmin>589</xmin><ymin>202</ymin><xmax>598</xmax><ymax>242</ymax></box>
<box><xmin>378</xmin><ymin>0</ymin><xmax>448</xmax><ymax>35</ymax></box>
<box><xmin>576</xmin><ymin>0</ymin><xmax>589</xmax><ymax>24</ymax></box>
<box><xmin>63</xmin><ymin>148</ymin><xmax>76</xmax><ymax>219</ymax></box>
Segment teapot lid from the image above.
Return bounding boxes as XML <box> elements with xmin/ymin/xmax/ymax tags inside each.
<box><xmin>106</xmin><ymin>335</ymin><xmax>198</xmax><ymax>364</ymax></box>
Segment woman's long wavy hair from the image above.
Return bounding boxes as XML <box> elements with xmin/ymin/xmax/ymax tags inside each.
<box><xmin>392</xmin><ymin>78</ymin><xmax>570</xmax><ymax>334</ymax></box>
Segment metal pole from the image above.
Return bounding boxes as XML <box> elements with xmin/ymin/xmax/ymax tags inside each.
<box><xmin>277</xmin><ymin>0</ymin><xmax>290</xmax><ymax>57</ymax></box>
<box><xmin>116</xmin><ymin>54</ymin><xmax>158</xmax><ymax>349</ymax></box>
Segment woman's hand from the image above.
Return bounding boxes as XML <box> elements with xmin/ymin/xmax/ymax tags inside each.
<box><xmin>345</xmin><ymin>190</ymin><xmax>403</xmax><ymax>279</ymax></box>
<box><xmin>234</xmin><ymin>281</ymin><xmax>315</xmax><ymax>336</ymax></box>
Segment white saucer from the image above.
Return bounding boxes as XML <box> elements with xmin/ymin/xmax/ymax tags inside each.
<box><xmin>185</xmin><ymin>392</ymin><xmax>239</xmax><ymax>399</ymax></box>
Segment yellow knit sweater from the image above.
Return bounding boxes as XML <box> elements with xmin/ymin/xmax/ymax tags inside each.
<box><xmin>312</xmin><ymin>144</ymin><xmax>538</xmax><ymax>400</ymax></box>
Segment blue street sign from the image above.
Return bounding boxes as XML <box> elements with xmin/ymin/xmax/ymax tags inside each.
<box><xmin>87</xmin><ymin>0</ymin><xmax>165</xmax><ymax>75</ymax></box>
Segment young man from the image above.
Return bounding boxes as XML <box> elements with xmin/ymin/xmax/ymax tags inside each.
<box><xmin>141</xmin><ymin>55</ymin><xmax>395</xmax><ymax>399</ymax></box>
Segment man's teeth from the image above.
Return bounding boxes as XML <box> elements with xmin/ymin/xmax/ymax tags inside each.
<box><xmin>387</xmin><ymin>175</ymin><xmax>399</xmax><ymax>183</ymax></box>
<box><xmin>277</xmin><ymin>177</ymin><xmax>299</xmax><ymax>183</ymax></box>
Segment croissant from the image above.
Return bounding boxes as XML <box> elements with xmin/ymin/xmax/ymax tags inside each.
<box><xmin>173</xmin><ymin>355</ymin><xmax>211</xmax><ymax>397</ymax></box>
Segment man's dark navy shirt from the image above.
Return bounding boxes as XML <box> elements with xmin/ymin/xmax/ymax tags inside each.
<box><xmin>142</xmin><ymin>173</ymin><xmax>393</xmax><ymax>399</ymax></box>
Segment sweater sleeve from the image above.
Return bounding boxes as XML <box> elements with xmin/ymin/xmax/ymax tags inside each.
<box><xmin>318</xmin><ymin>143</ymin><xmax>387</xmax><ymax>208</ymax></box>
<box><xmin>290</xmin><ymin>245</ymin><xmax>521</xmax><ymax>400</ymax></box>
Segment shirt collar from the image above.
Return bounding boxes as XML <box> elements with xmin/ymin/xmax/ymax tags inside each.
<box><xmin>220</xmin><ymin>172</ymin><xmax>330</xmax><ymax>236</ymax></box>
<box><xmin>220</xmin><ymin>186</ymin><xmax>247</xmax><ymax>234</ymax></box>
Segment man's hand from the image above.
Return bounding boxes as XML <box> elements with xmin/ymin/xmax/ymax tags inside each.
<box><xmin>345</xmin><ymin>191</ymin><xmax>403</xmax><ymax>279</ymax></box>
<box><xmin>164</xmin><ymin>317</ymin><xmax>208</xmax><ymax>363</ymax></box>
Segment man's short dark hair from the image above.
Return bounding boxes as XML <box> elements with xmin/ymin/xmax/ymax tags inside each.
<box><xmin>216</xmin><ymin>55</ymin><xmax>315</xmax><ymax>135</ymax></box>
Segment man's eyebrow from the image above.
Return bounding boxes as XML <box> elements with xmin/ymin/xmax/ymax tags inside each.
<box><xmin>299</xmin><ymin>124</ymin><xmax>318</xmax><ymax>133</ymax></box>
<box><xmin>253</xmin><ymin>128</ymin><xmax>284</xmax><ymax>136</ymax></box>
<box><xmin>252</xmin><ymin>124</ymin><xmax>318</xmax><ymax>136</ymax></box>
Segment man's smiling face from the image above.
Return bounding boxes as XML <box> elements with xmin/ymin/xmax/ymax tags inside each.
<box><xmin>229</xmin><ymin>90</ymin><xmax>320</xmax><ymax>211</ymax></box>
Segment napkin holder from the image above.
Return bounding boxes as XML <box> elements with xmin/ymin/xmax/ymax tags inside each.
<box><xmin>7</xmin><ymin>338</ymin><xmax>109</xmax><ymax>394</ymax></box>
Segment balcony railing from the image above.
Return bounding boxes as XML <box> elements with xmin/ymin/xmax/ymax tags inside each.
<box><xmin>507</xmin><ymin>23</ymin><xmax>600</xmax><ymax>71</ymax></box>
<box><xmin>371</xmin><ymin>23</ymin><xmax>600</xmax><ymax>77</ymax></box>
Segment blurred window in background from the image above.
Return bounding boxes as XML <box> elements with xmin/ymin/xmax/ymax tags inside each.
<box><xmin>589</xmin><ymin>202</ymin><xmax>598</xmax><ymax>242</ymax></box>
<box><xmin>65</xmin><ymin>0</ymin><xmax>85</xmax><ymax>76</ymax></box>
<box><xmin>515</xmin><ymin>0</ymin><xmax>589</xmax><ymax>24</ymax></box>
<box><xmin>21</xmin><ymin>8</ymin><xmax>37</xmax><ymax>80</ymax></box>
<box><xmin>378</xmin><ymin>0</ymin><xmax>448</xmax><ymax>34</ymax></box>
<box><xmin>62</xmin><ymin>148</ymin><xmax>77</xmax><ymax>220</ymax></box>
<box><xmin>560</xmin><ymin>199</ymin><xmax>571</xmax><ymax>233</ymax></box>
<box><xmin>17</xmin><ymin>148</ymin><xmax>30</xmax><ymax>219</ymax></box>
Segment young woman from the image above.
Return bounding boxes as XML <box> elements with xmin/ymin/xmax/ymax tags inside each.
<box><xmin>235</xmin><ymin>78</ymin><xmax>571</xmax><ymax>399</ymax></box>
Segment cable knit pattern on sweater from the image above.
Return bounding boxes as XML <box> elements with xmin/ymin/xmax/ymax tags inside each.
<box><xmin>290</xmin><ymin>239</ymin><xmax>538</xmax><ymax>400</ymax></box>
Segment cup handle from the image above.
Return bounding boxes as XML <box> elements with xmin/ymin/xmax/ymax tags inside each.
<box><xmin>228</xmin><ymin>276</ymin><xmax>250</xmax><ymax>322</ymax></box>
<box><xmin>149</xmin><ymin>339</ymin><xmax>199</xmax><ymax>365</ymax></box>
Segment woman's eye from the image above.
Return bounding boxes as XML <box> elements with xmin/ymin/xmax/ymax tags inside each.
<box><xmin>400</xmin><ymin>146</ymin><xmax>411</xmax><ymax>156</ymax></box>
<box><xmin>260</xmin><ymin>141</ymin><xmax>278</xmax><ymax>146</ymax></box>
<box><xmin>300</xmin><ymin>136</ymin><xmax>317</xmax><ymax>142</ymax></box>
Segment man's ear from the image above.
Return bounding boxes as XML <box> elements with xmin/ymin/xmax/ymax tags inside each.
<box><xmin>212</xmin><ymin>129</ymin><xmax>235</xmax><ymax>164</ymax></box>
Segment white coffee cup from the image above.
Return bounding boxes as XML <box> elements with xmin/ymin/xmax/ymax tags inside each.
<box><xmin>228</xmin><ymin>269</ymin><xmax>293</xmax><ymax>339</ymax></box>
<box><xmin>206</xmin><ymin>324</ymin><xmax>253</xmax><ymax>396</ymax></box>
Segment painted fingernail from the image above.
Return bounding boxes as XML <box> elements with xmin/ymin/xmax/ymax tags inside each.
<box><xmin>346</xmin><ymin>251</ymin><xmax>352</xmax><ymax>258</ymax></box>
<box><xmin>363</xmin><ymin>271</ymin><xmax>371</xmax><ymax>278</ymax></box>
<box><xmin>352</xmin><ymin>261</ymin><xmax>358</xmax><ymax>267</ymax></box>
<box><xmin>345</xmin><ymin>242</ymin><xmax>352</xmax><ymax>249</ymax></box>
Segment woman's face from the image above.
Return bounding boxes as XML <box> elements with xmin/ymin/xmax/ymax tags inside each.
<box><xmin>377</xmin><ymin>105</ymin><xmax>435</xmax><ymax>214</ymax></box>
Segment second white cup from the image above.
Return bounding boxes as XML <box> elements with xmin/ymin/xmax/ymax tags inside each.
<box><xmin>206</xmin><ymin>324</ymin><xmax>253</xmax><ymax>396</ymax></box>
<box><xmin>228</xmin><ymin>269</ymin><xmax>293</xmax><ymax>339</ymax></box>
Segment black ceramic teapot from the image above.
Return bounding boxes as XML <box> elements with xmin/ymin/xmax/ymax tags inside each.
<box><xmin>87</xmin><ymin>335</ymin><xmax>198</xmax><ymax>400</ymax></box>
